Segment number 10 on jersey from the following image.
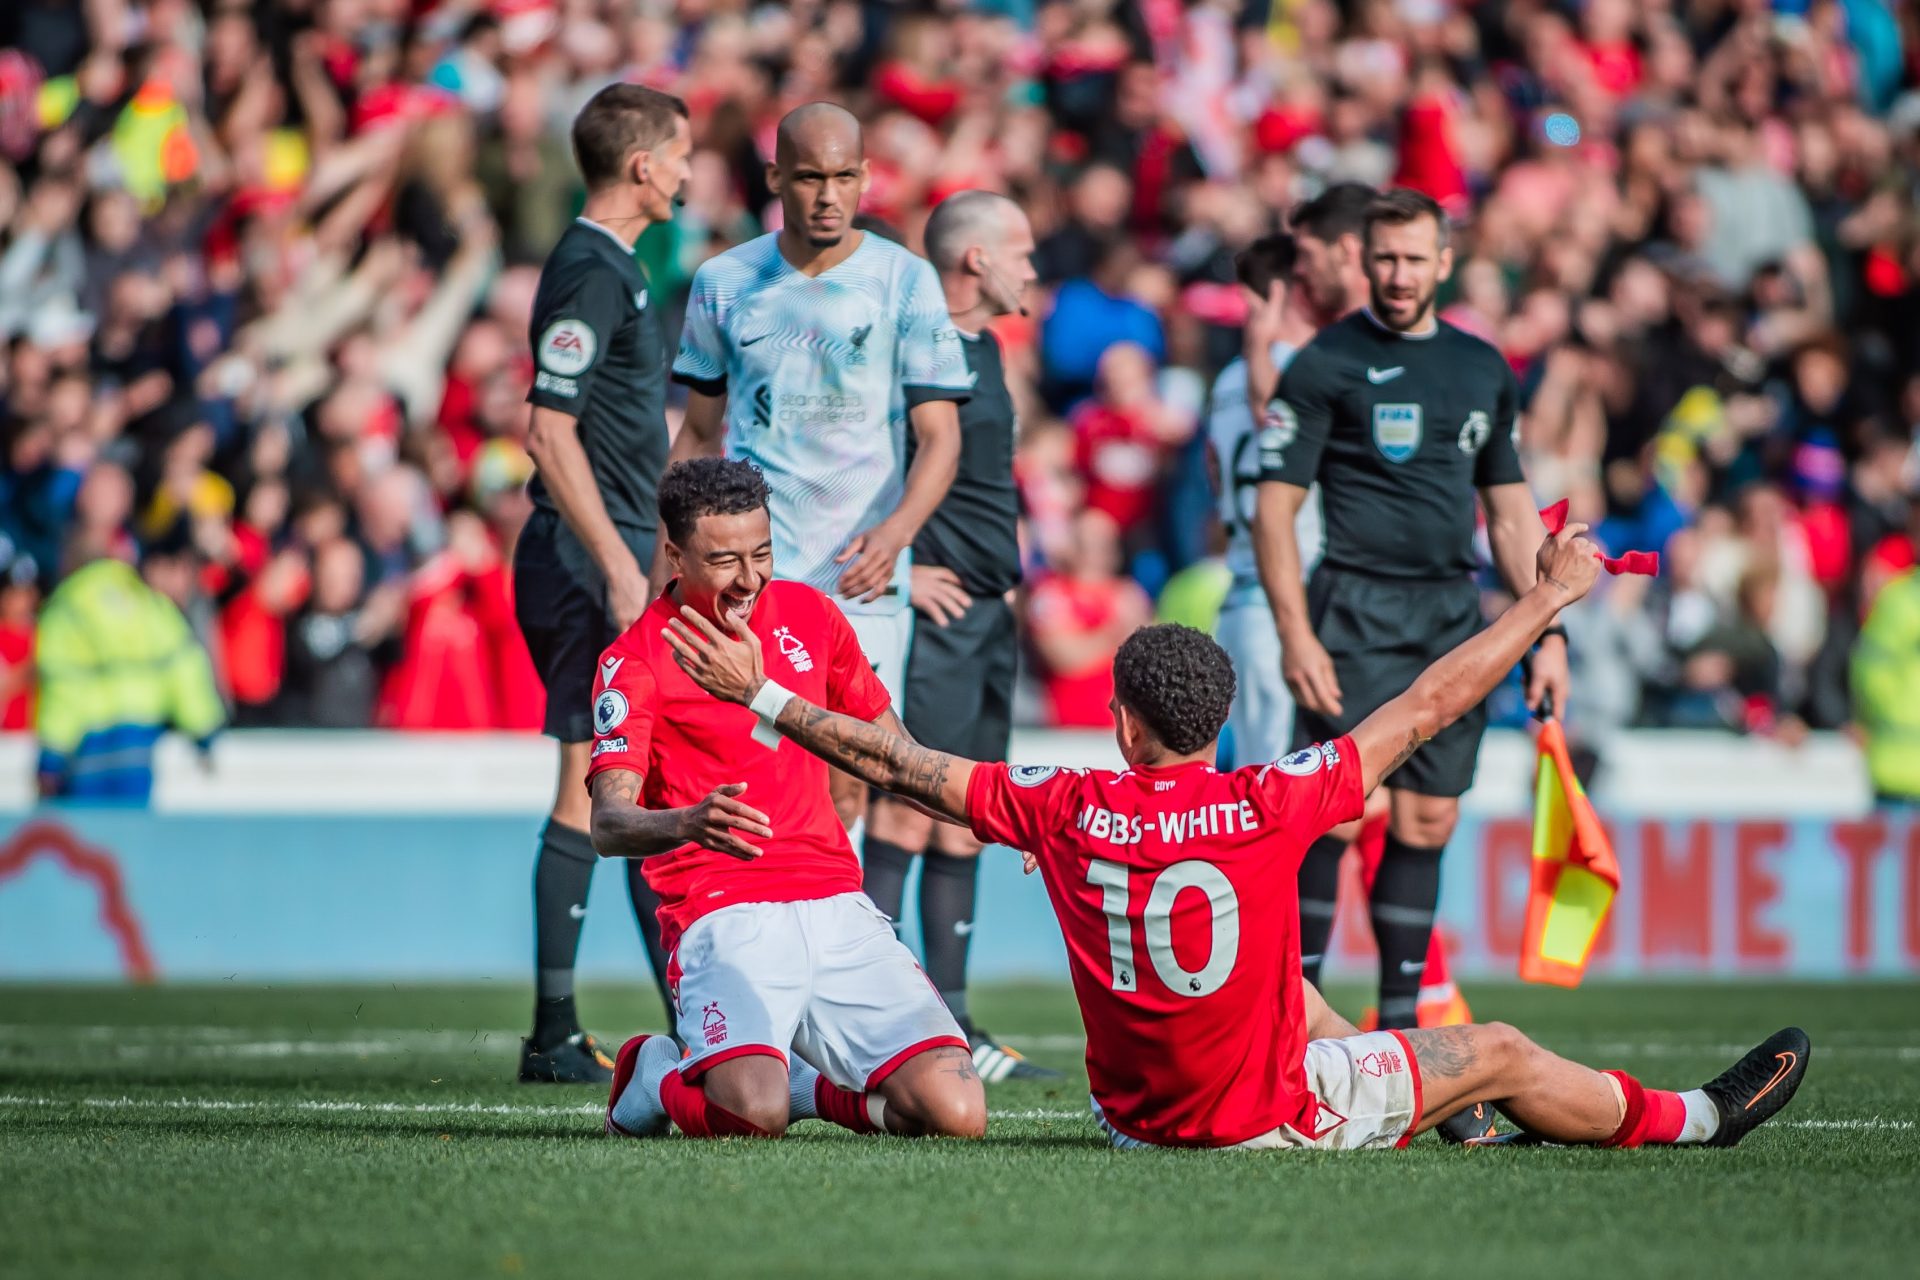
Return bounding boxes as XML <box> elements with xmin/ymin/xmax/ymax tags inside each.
<box><xmin>1085</xmin><ymin>860</ymin><xmax>1241</xmax><ymax>998</ymax></box>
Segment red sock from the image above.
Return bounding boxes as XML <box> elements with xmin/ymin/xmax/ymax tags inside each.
<box><xmin>814</xmin><ymin>1078</ymin><xmax>883</xmax><ymax>1134</ymax></box>
<box><xmin>658</xmin><ymin>1070</ymin><xmax>772</xmax><ymax>1139</ymax></box>
<box><xmin>1602</xmin><ymin>1071</ymin><xmax>1687</xmax><ymax>1147</ymax></box>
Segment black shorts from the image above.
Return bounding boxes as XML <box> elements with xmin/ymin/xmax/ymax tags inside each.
<box><xmin>513</xmin><ymin>509</ymin><xmax>653</xmax><ymax>742</ymax></box>
<box><xmin>1292</xmin><ymin>567</ymin><xmax>1487</xmax><ymax>798</ymax></box>
<box><xmin>902</xmin><ymin>595</ymin><xmax>1016</xmax><ymax>761</ymax></box>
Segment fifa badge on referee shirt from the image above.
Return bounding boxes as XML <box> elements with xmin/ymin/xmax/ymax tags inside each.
<box><xmin>1372</xmin><ymin>403</ymin><xmax>1422</xmax><ymax>463</ymax></box>
<box><xmin>774</xmin><ymin>627</ymin><xmax>814</xmax><ymax>673</ymax></box>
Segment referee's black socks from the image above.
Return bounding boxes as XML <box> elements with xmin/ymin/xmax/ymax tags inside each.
<box><xmin>531</xmin><ymin>819</ymin><xmax>674</xmax><ymax>1046</ymax></box>
<box><xmin>920</xmin><ymin>850</ymin><xmax>980</xmax><ymax>1029</ymax></box>
<box><xmin>623</xmin><ymin>862</ymin><xmax>675</xmax><ymax>1027</ymax></box>
<box><xmin>1297</xmin><ymin>835</ymin><xmax>1346</xmax><ymax>989</ymax></box>
<box><xmin>532</xmin><ymin>818</ymin><xmax>597</xmax><ymax>1045</ymax></box>
<box><xmin>861</xmin><ymin>838</ymin><xmax>916</xmax><ymax>934</ymax></box>
<box><xmin>1371</xmin><ymin>834</ymin><xmax>1445</xmax><ymax>1031</ymax></box>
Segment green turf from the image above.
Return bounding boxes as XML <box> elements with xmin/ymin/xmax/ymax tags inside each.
<box><xmin>1</xmin><ymin>981</ymin><xmax>1914</xmax><ymax>1279</ymax></box>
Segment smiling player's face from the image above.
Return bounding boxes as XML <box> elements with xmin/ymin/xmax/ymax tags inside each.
<box><xmin>667</xmin><ymin>508</ymin><xmax>775</xmax><ymax>629</ymax></box>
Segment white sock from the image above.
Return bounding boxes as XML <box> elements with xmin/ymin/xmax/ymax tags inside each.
<box><xmin>1677</xmin><ymin>1089</ymin><xmax>1719</xmax><ymax>1143</ymax></box>
<box><xmin>788</xmin><ymin>1059</ymin><xmax>821</xmax><ymax>1121</ymax></box>
<box><xmin>610</xmin><ymin>1036</ymin><xmax>677</xmax><ymax>1134</ymax></box>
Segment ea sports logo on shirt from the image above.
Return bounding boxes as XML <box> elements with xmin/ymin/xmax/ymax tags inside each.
<box><xmin>538</xmin><ymin>318</ymin><xmax>597</xmax><ymax>377</ymax></box>
<box><xmin>594</xmin><ymin>689</ymin><xmax>629</xmax><ymax>736</ymax></box>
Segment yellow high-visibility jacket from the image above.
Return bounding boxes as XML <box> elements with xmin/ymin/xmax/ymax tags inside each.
<box><xmin>34</xmin><ymin>558</ymin><xmax>224</xmax><ymax>799</ymax></box>
<box><xmin>1853</xmin><ymin>568</ymin><xmax>1920</xmax><ymax>803</ymax></box>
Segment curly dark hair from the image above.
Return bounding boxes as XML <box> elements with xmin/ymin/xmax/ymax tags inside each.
<box><xmin>1111</xmin><ymin>624</ymin><xmax>1237</xmax><ymax>756</ymax></box>
<box><xmin>658</xmin><ymin>457</ymin><xmax>770</xmax><ymax>545</ymax></box>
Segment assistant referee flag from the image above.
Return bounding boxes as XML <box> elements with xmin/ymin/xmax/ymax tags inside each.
<box><xmin>1520</xmin><ymin>718</ymin><xmax>1621</xmax><ymax>987</ymax></box>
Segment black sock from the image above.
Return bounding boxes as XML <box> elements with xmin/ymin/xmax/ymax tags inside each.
<box><xmin>862</xmin><ymin>838</ymin><xmax>916</xmax><ymax>933</ymax></box>
<box><xmin>623</xmin><ymin>862</ymin><xmax>674</xmax><ymax>1026</ymax></box>
<box><xmin>1297</xmin><ymin>835</ymin><xmax>1346</xmax><ymax>989</ymax></box>
<box><xmin>919</xmin><ymin>850</ymin><xmax>980</xmax><ymax>1029</ymax></box>
<box><xmin>531</xmin><ymin>818</ymin><xmax>598</xmax><ymax>1044</ymax></box>
<box><xmin>1371</xmin><ymin>833</ymin><xmax>1445</xmax><ymax>1030</ymax></box>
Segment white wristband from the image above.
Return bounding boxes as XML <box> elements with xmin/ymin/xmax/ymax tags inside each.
<box><xmin>748</xmin><ymin>680</ymin><xmax>796</xmax><ymax>749</ymax></box>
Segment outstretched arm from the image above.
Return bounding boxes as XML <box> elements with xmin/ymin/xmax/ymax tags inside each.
<box><xmin>659</xmin><ymin>606</ymin><xmax>978</xmax><ymax>823</ymax></box>
<box><xmin>1350</xmin><ymin>523</ymin><xmax>1600</xmax><ymax>795</ymax></box>
<box><xmin>769</xmin><ymin>696</ymin><xmax>976</xmax><ymax>823</ymax></box>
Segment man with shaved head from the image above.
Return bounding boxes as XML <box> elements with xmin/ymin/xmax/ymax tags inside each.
<box><xmin>859</xmin><ymin>191</ymin><xmax>1058</xmax><ymax>1082</ymax></box>
<box><xmin>667</xmin><ymin>101</ymin><xmax>970</xmax><ymax>849</ymax></box>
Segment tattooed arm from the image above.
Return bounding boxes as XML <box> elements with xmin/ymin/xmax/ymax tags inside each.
<box><xmin>589</xmin><ymin>768</ymin><xmax>773</xmax><ymax>861</ymax></box>
<box><xmin>772</xmin><ymin>695</ymin><xmax>977</xmax><ymax>823</ymax></box>
<box><xmin>1349</xmin><ymin>523</ymin><xmax>1601</xmax><ymax>795</ymax></box>
<box><xmin>660</xmin><ymin>605</ymin><xmax>978</xmax><ymax>824</ymax></box>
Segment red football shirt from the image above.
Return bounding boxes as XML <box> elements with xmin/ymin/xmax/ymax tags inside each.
<box><xmin>586</xmin><ymin>580</ymin><xmax>891</xmax><ymax>949</ymax></box>
<box><xmin>966</xmin><ymin>739</ymin><xmax>1365</xmax><ymax>1147</ymax></box>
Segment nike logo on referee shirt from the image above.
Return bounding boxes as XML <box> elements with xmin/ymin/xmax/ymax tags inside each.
<box><xmin>741</xmin><ymin>334</ymin><xmax>769</xmax><ymax>346</ymax></box>
<box><xmin>1367</xmin><ymin>366</ymin><xmax>1406</xmax><ymax>384</ymax></box>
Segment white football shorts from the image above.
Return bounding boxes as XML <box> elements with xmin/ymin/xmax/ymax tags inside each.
<box><xmin>669</xmin><ymin>892</ymin><xmax>967</xmax><ymax>1090</ymax></box>
<box><xmin>847</xmin><ymin>607</ymin><xmax>914</xmax><ymax>714</ymax></box>
<box><xmin>1093</xmin><ymin>1030</ymin><xmax>1423</xmax><ymax>1151</ymax></box>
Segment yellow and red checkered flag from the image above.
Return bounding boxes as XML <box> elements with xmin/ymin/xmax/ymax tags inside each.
<box><xmin>1520</xmin><ymin>718</ymin><xmax>1621</xmax><ymax>987</ymax></box>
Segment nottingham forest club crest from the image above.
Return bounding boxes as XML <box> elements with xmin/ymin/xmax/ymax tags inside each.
<box><xmin>773</xmin><ymin>626</ymin><xmax>814</xmax><ymax>673</ymax></box>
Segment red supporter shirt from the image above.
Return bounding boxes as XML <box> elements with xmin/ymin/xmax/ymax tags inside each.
<box><xmin>966</xmin><ymin>739</ymin><xmax>1365</xmax><ymax>1147</ymax></box>
<box><xmin>586</xmin><ymin>580</ymin><xmax>891</xmax><ymax>949</ymax></box>
<box><xmin>1027</xmin><ymin>572</ymin><xmax>1142</xmax><ymax>727</ymax></box>
<box><xmin>1073</xmin><ymin>404</ymin><xmax>1163</xmax><ymax>533</ymax></box>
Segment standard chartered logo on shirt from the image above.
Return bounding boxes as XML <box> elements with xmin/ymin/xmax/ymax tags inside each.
<box><xmin>776</xmin><ymin>391</ymin><xmax>867</xmax><ymax>426</ymax></box>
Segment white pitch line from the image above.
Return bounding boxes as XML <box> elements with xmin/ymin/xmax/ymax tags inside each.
<box><xmin>0</xmin><ymin>1094</ymin><xmax>1905</xmax><ymax>1133</ymax></box>
<box><xmin>0</xmin><ymin>1094</ymin><xmax>603</xmax><ymax>1118</ymax></box>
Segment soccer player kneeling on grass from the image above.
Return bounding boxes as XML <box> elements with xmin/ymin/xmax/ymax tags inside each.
<box><xmin>591</xmin><ymin>457</ymin><xmax>984</xmax><ymax>1141</ymax></box>
<box><xmin>665</xmin><ymin>520</ymin><xmax>1810</xmax><ymax>1151</ymax></box>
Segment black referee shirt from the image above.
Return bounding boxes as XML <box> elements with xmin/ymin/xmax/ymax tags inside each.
<box><xmin>1264</xmin><ymin>309</ymin><xmax>1525</xmax><ymax>580</ymax></box>
<box><xmin>906</xmin><ymin>328</ymin><xmax>1021</xmax><ymax>597</ymax></box>
<box><xmin>524</xmin><ymin>218</ymin><xmax>668</xmax><ymax>540</ymax></box>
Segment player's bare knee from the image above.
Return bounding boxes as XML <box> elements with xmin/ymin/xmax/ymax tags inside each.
<box><xmin>1478</xmin><ymin>1022</ymin><xmax>1532</xmax><ymax>1075</ymax></box>
<box><xmin>900</xmin><ymin>1084</ymin><xmax>987</xmax><ymax>1139</ymax></box>
<box><xmin>1388</xmin><ymin>805</ymin><xmax>1457</xmax><ymax>848</ymax></box>
<box><xmin>928</xmin><ymin>828</ymin><xmax>984</xmax><ymax>859</ymax></box>
<box><xmin>717</xmin><ymin>1090</ymin><xmax>790</xmax><ymax>1138</ymax></box>
<box><xmin>701</xmin><ymin>1062</ymin><xmax>793</xmax><ymax>1137</ymax></box>
<box><xmin>868</xmin><ymin>796</ymin><xmax>933</xmax><ymax>847</ymax></box>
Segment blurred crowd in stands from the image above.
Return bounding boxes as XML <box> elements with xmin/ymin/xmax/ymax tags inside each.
<box><xmin>3</xmin><ymin>0</ymin><xmax>1919</xmax><ymax>778</ymax></box>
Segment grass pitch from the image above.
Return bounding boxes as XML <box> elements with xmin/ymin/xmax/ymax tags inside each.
<box><xmin>1</xmin><ymin>980</ymin><xmax>1914</xmax><ymax>1279</ymax></box>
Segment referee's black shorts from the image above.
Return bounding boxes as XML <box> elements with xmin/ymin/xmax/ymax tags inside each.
<box><xmin>513</xmin><ymin>509</ymin><xmax>652</xmax><ymax>743</ymax></box>
<box><xmin>902</xmin><ymin>594</ymin><xmax>1016</xmax><ymax>761</ymax></box>
<box><xmin>1291</xmin><ymin>567</ymin><xmax>1488</xmax><ymax>799</ymax></box>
